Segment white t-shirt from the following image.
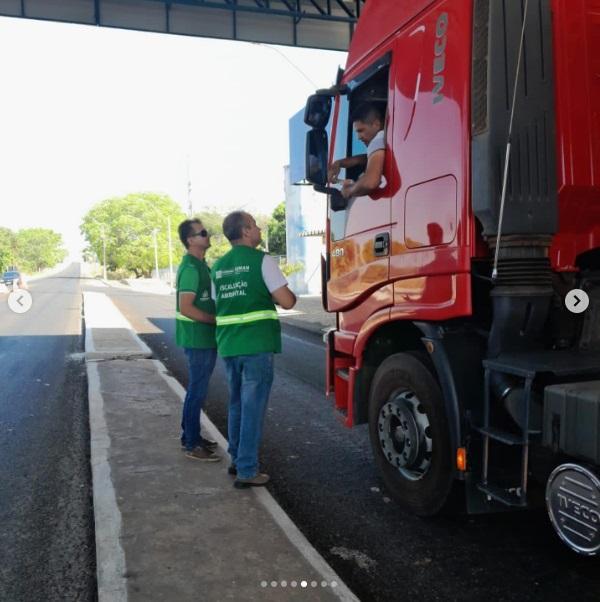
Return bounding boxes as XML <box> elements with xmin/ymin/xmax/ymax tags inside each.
<box><xmin>367</xmin><ymin>129</ymin><xmax>385</xmax><ymax>157</ymax></box>
<box><xmin>365</xmin><ymin>130</ymin><xmax>387</xmax><ymax>189</ymax></box>
<box><xmin>261</xmin><ymin>254</ymin><xmax>288</xmax><ymax>292</ymax></box>
<box><xmin>211</xmin><ymin>253</ymin><xmax>288</xmax><ymax>298</ymax></box>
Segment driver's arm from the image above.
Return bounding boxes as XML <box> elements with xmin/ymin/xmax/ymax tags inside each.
<box><xmin>341</xmin><ymin>149</ymin><xmax>385</xmax><ymax>198</ymax></box>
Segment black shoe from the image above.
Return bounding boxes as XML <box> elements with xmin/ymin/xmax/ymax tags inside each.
<box><xmin>228</xmin><ymin>464</ymin><xmax>237</xmax><ymax>476</ymax></box>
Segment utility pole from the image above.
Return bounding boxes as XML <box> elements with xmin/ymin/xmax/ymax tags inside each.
<box><xmin>167</xmin><ymin>216</ymin><xmax>174</xmax><ymax>288</ymax></box>
<box><xmin>152</xmin><ymin>228</ymin><xmax>159</xmax><ymax>279</ymax></box>
<box><xmin>101</xmin><ymin>226</ymin><xmax>107</xmax><ymax>280</ymax></box>
<box><xmin>187</xmin><ymin>155</ymin><xmax>193</xmax><ymax>217</ymax></box>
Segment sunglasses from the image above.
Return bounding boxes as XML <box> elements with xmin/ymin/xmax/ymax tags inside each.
<box><xmin>190</xmin><ymin>229</ymin><xmax>208</xmax><ymax>238</ymax></box>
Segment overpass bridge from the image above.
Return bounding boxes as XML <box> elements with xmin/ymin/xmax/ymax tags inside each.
<box><xmin>0</xmin><ymin>0</ymin><xmax>363</xmax><ymax>50</ymax></box>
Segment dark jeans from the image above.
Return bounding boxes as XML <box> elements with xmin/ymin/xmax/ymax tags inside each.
<box><xmin>223</xmin><ymin>353</ymin><xmax>274</xmax><ymax>479</ymax></box>
<box><xmin>181</xmin><ymin>347</ymin><xmax>217</xmax><ymax>451</ymax></box>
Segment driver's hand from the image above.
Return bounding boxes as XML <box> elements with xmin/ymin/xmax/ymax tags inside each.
<box><xmin>328</xmin><ymin>161</ymin><xmax>341</xmax><ymax>183</ymax></box>
<box><xmin>341</xmin><ymin>179</ymin><xmax>354</xmax><ymax>199</ymax></box>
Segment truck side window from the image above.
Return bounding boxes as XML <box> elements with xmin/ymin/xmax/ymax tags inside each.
<box><xmin>329</xmin><ymin>63</ymin><xmax>390</xmax><ymax>242</ymax></box>
<box><xmin>330</xmin><ymin>96</ymin><xmax>352</xmax><ymax>242</ymax></box>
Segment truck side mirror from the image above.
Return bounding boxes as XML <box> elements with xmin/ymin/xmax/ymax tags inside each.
<box><xmin>329</xmin><ymin>188</ymin><xmax>347</xmax><ymax>211</ymax></box>
<box><xmin>305</xmin><ymin>129</ymin><xmax>328</xmax><ymax>186</ymax></box>
<box><xmin>304</xmin><ymin>94</ymin><xmax>332</xmax><ymax>129</ymax></box>
<box><xmin>314</xmin><ymin>184</ymin><xmax>348</xmax><ymax>212</ymax></box>
<box><xmin>306</xmin><ymin>129</ymin><xmax>348</xmax><ymax>212</ymax></box>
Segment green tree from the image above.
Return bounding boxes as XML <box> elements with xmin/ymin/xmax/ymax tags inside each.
<box><xmin>267</xmin><ymin>202</ymin><xmax>286</xmax><ymax>256</ymax></box>
<box><xmin>0</xmin><ymin>227</ymin><xmax>17</xmax><ymax>272</ymax></box>
<box><xmin>81</xmin><ymin>193</ymin><xmax>186</xmax><ymax>278</ymax></box>
<box><xmin>15</xmin><ymin>228</ymin><xmax>67</xmax><ymax>272</ymax></box>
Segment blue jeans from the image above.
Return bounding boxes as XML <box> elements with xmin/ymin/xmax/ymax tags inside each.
<box><xmin>224</xmin><ymin>353</ymin><xmax>274</xmax><ymax>479</ymax></box>
<box><xmin>181</xmin><ymin>347</ymin><xmax>217</xmax><ymax>451</ymax></box>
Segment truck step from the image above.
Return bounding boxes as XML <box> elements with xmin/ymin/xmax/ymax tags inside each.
<box><xmin>475</xmin><ymin>426</ymin><xmax>524</xmax><ymax>445</ymax></box>
<box><xmin>477</xmin><ymin>483</ymin><xmax>527</xmax><ymax>507</ymax></box>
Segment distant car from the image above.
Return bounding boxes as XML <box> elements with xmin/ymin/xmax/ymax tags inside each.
<box><xmin>2</xmin><ymin>270</ymin><xmax>25</xmax><ymax>290</ymax></box>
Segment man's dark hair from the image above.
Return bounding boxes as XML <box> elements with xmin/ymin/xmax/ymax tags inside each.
<box><xmin>351</xmin><ymin>102</ymin><xmax>385</xmax><ymax>126</ymax></box>
<box><xmin>222</xmin><ymin>211</ymin><xmax>250</xmax><ymax>243</ymax></box>
<box><xmin>178</xmin><ymin>218</ymin><xmax>202</xmax><ymax>249</ymax></box>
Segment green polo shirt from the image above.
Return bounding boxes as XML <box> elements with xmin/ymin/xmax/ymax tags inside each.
<box><xmin>175</xmin><ymin>254</ymin><xmax>216</xmax><ymax>349</ymax></box>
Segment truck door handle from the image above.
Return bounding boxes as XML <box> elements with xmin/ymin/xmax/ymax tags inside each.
<box><xmin>374</xmin><ymin>233</ymin><xmax>390</xmax><ymax>257</ymax></box>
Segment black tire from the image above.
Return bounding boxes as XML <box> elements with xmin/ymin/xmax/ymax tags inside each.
<box><xmin>368</xmin><ymin>352</ymin><xmax>454</xmax><ymax>516</ymax></box>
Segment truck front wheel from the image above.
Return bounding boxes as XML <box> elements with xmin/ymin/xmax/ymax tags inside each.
<box><xmin>368</xmin><ymin>352</ymin><xmax>454</xmax><ymax>516</ymax></box>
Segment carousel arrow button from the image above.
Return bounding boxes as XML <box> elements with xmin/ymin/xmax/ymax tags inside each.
<box><xmin>565</xmin><ymin>289</ymin><xmax>589</xmax><ymax>314</ymax></box>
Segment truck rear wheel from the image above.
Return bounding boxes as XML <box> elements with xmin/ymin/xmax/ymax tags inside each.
<box><xmin>368</xmin><ymin>352</ymin><xmax>454</xmax><ymax>516</ymax></box>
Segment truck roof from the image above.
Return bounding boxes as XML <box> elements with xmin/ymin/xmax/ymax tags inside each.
<box><xmin>346</xmin><ymin>0</ymin><xmax>437</xmax><ymax>74</ymax></box>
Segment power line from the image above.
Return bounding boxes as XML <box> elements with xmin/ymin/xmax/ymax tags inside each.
<box><xmin>253</xmin><ymin>43</ymin><xmax>319</xmax><ymax>89</ymax></box>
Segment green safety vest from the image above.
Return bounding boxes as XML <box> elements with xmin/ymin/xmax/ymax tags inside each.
<box><xmin>212</xmin><ymin>246</ymin><xmax>281</xmax><ymax>357</ymax></box>
<box><xmin>175</xmin><ymin>254</ymin><xmax>216</xmax><ymax>349</ymax></box>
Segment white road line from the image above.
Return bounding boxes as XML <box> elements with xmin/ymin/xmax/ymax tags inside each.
<box><xmin>86</xmin><ymin>360</ymin><xmax>128</xmax><ymax>602</ymax></box>
<box><xmin>155</xmin><ymin>361</ymin><xmax>359</xmax><ymax>602</ymax></box>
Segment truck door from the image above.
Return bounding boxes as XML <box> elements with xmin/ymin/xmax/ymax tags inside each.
<box><xmin>327</xmin><ymin>57</ymin><xmax>394</xmax><ymax>312</ymax></box>
<box><xmin>388</xmin><ymin>5</ymin><xmax>472</xmax><ymax>318</ymax></box>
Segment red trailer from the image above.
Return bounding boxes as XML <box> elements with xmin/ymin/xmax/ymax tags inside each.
<box><xmin>303</xmin><ymin>0</ymin><xmax>600</xmax><ymax>555</ymax></box>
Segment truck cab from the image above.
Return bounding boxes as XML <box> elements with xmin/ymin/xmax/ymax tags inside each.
<box><xmin>304</xmin><ymin>0</ymin><xmax>600</xmax><ymax>555</ymax></box>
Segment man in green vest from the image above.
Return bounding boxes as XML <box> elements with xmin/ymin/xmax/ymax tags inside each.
<box><xmin>176</xmin><ymin>218</ymin><xmax>221</xmax><ymax>462</ymax></box>
<box><xmin>212</xmin><ymin>211</ymin><xmax>296</xmax><ymax>487</ymax></box>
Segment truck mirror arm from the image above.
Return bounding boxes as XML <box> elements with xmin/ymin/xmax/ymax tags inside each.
<box><xmin>315</xmin><ymin>84</ymin><xmax>349</xmax><ymax>97</ymax></box>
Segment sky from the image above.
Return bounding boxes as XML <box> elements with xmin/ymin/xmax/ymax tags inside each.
<box><xmin>0</xmin><ymin>17</ymin><xmax>346</xmax><ymax>258</ymax></box>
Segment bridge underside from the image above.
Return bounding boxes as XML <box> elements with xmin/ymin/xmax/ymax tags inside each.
<box><xmin>0</xmin><ymin>0</ymin><xmax>362</xmax><ymax>50</ymax></box>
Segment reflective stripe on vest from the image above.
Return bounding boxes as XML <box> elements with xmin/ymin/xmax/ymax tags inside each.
<box><xmin>216</xmin><ymin>309</ymin><xmax>278</xmax><ymax>326</ymax></box>
<box><xmin>176</xmin><ymin>311</ymin><xmax>195</xmax><ymax>322</ymax></box>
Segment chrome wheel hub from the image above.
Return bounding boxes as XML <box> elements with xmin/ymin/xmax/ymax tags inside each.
<box><xmin>377</xmin><ymin>389</ymin><xmax>432</xmax><ymax>481</ymax></box>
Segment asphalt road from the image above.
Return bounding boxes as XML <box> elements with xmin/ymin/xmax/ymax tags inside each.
<box><xmin>107</xmin><ymin>284</ymin><xmax>600</xmax><ymax>602</ymax></box>
<box><xmin>0</xmin><ymin>265</ymin><xmax>96</xmax><ymax>602</ymax></box>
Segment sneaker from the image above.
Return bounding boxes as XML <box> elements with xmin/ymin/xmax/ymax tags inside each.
<box><xmin>227</xmin><ymin>464</ymin><xmax>237</xmax><ymax>476</ymax></box>
<box><xmin>200</xmin><ymin>437</ymin><xmax>218</xmax><ymax>450</ymax></box>
<box><xmin>234</xmin><ymin>473</ymin><xmax>270</xmax><ymax>488</ymax></box>
<box><xmin>180</xmin><ymin>437</ymin><xmax>218</xmax><ymax>451</ymax></box>
<box><xmin>185</xmin><ymin>447</ymin><xmax>221</xmax><ymax>462</ymax></box>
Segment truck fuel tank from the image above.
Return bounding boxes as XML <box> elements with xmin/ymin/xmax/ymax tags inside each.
<box><xmin>543</xmin><ymin>381</ymin><xmax>600</xmax><ymax>464</ymax></box>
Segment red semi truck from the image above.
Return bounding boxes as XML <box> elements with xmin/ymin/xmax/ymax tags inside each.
<box><xmin>303</xmin><ymin>0</ymin><xmax>600</xmax><ymax>555</ymax></box>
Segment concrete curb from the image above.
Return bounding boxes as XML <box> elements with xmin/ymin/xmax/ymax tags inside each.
<box><xmin>84</xmin><ymin>292</ymin><xmax>153</xmax><ymax>361</ymax></box>
<box><xmin>84</xmin><ymin>291</ymin><xmax>154</xmax><ymax>602</ymax></box>
<box><xmin>87</xmin><ymin>360</ymin><xmax>128</xmax><ymax>602</ymax></box>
